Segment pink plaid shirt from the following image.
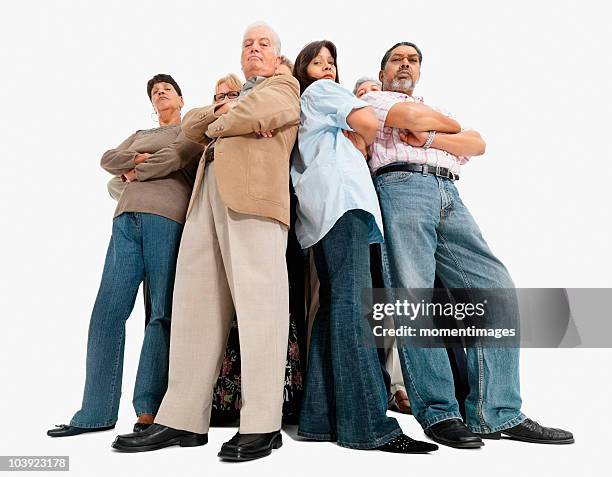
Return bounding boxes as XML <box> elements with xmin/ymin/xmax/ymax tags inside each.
<box><xmin>362</xmin><ymin>91</ymin><xmax>469</xmax><ymax>174</ymax></box>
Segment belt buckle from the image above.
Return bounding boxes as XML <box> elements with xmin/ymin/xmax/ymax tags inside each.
<box><xmin>435</xmin><ymin>165</ymin><xmax>449</xmax><ymax>179</ymax></box>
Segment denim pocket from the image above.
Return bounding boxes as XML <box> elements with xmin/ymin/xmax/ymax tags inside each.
<box><xmin>376</xmin><ymin>171</ymin><xmax>414</xmax><ymax>187</ymax></box>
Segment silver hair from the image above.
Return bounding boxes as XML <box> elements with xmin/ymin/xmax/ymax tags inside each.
<box><xmin>353</xmin><ymin>76</ymin><xmax>382</xmax><ymax>95</ymax></box>
<box><xmin>243</xmin><ymin>21</ymin><xmax>282</xmax><ymax>55</ymax></box>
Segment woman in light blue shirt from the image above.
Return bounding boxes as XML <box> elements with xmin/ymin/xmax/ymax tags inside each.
<box><xmin>291</xmin><ymin>40</ymin><xmax>437</xmax><ymax>454</ymax></box>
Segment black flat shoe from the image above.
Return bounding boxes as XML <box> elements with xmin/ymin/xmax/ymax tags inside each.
<box><xmin>376</xmin><ymin>434</ymin><xmax>438</xmax><ymax>453</ymax></box>
<box><xmin>47</xmin><ymin>424</ymin><xmax>115</xmax><ymax>438</ymax></box>
<box><xmin>133</xmin><ymin>422</ymin><xmax>153</xmax><ymax>433</ymax></box>
<box><xmin>112</xmin><ymin>423</ymin><xmax>208</xmax><ymax>452</ymax></box>
<box><xmin>218</xmin><ymin>431</ymin><xmax>282</xmax><ymax>461</ymax></box>
<box><xmin>477</xmin><ymin>418</ymin><xmax>574</xmax><ymax>444</ymax></box>
<box><xmin>424</xmin><ymin>419</ymin><xmax>484</xmax><ymax>449</ymax></box>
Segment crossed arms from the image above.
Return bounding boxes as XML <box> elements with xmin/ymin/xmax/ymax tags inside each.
<box><xmin>182</xmin><ymin>75</ymin><xmax>300</xmax><ymax>145</ymax></box>
<box><xmin>385</xmin><ymin>101</ymin><xmax>486</xmax><ymax>157</ymax></box>
<box><xmin>100</xmin><ymin>131</ymin><xmax>202</xmax><ymax>182</ymax></box>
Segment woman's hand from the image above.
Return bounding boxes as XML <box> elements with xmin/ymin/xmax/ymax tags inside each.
<box><xmin>343</xmin><ymin>130</ymin><xmax>368</xmax><ymax>159</ymax></box>
<box><xmin>214</xmin><ymin>99</ymin><xmax>238</xmax><ymax>117</ymax></box>
<box><xmin>134</xmin><ymin>153</ymin><xmax>150</xmax><ymax>165</ymax></box>
<box><xmin>122</xmin><ymin>169</ymin><xmax>138</xmax><ymax>182</ymax></box>
<box><xmin>256</xmin><ymin>130</ymin><xmax>275</xmax><ymax>138</ymax></box>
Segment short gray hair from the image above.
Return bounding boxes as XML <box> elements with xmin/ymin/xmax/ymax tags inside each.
<box><xmin>243</xmin><ymin>22</ymin><xmax>281</xmax><ymax>55</ymax></box>
<box><xmin>353</xmin><ymin>76</ymin><xmax>382</xmax><ymax>95</ymax></box>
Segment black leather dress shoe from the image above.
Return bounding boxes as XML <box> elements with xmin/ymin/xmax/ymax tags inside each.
<box><xmin>112</xmin><ymin>423</ymin><xmax>208</xmax><ymax>452</ymax></box>
<box><xmin>133</xmin><ymin>422</ymin><xmax>153</xmax><ymax>433</ymax></box>
<box><xmin>424</xmin><ymin>419</ymin><xmax>484</xmax><ymax>449</ymax></box>
<box><xmin>218</xmin><ymin>431</ymin><xmax>282</xmax><ymax>461</ymax></box>
<box><xmin>478</xmin><ymin>418</ymin><xmax>574</xmax><ymax>444</ymax></box>
<box><xmin>47</xmin><ymin>424</ymin><xmax>115</xmax><ymax>438</ymax></box>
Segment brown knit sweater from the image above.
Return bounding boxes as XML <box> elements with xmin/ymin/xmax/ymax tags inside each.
<box><xmin>100</xmin><ymin>124</ymin><xmax>203</xmax><ymax>224</ymax></box>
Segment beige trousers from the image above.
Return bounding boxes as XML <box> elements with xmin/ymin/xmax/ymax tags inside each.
<box><xmin>155</xmin><ymin>162</ymin><xmax>289</xmax><ymax>434</ymax></box>
<box><xmin>387</xmin><ymin>345</ymin><xmax>406</xmax><ymax>395</ymax></box>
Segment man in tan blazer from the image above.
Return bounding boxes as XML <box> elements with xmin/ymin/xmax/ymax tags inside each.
<box><xmin>112</xmin><ymin>22</ymin><xmax>300</xmax><ymax>461</ymax></box>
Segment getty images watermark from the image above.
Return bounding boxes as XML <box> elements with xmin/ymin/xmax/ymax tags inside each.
<box><xmin>360</xmin><ymin>288</ymin><xmax>612</xmax><ymax>348</ymax></box>
<box><xmin>372</xmin><ymin>297</ymin><xmax>517</xmax><ymax>339</ymax></box>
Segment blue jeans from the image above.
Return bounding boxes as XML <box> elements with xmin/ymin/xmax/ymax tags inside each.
<box><xmin>375</xmin><ymin>171</ymin><xmax>525</xmax><ymax>434</ymax></box>
<box><xmin>70</xmin><ymin>212</ymin><xmax>183</xmax><ymax>428</ymax></box>
<box><xmin>298</xmin><ymin>210</ymin><xmax>402</xmax><ymax>449</ymax></box>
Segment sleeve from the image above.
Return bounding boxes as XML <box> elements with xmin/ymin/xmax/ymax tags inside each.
<box><xmin>181</xmin><ymin>105</ymin><xmax>217</xmax><ymax>145</ymax></box>
<box><xmin>100</xmin><ymin>131</ymin><xmax>139</xmax><ymax>175</ymax></box>
<box><xmin>107</xmin><ymin>176</ymin><xmax>126</xmax><ymax>201</ymax></box>
<box><xmin>206</xmin><ymin>75</ymin><xmax>300</xmax><ymax>138</ymax></box>
<box><xmin>302</xmin><ymin>80</ymin><xmax>369</xmax><ymax>131</ymax></box>
<box><xmin>134</xmin><ymin>131</ymin><xmax>204</xmax><ymax>182</ymax></box>
<box><xmin>361</xmin><ymin>92</ymin><xmax>400</xmax><ymax>140</ymax></box>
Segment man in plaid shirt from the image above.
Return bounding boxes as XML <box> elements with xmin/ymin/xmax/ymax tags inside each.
<box><xmin>361</xmin><ymin>41</ymin><xmax>574</xmax><ymax>449</ymax></box>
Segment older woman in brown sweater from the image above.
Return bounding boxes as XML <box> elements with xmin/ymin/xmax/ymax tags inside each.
<box><xmin>48</xmin><ymin>74</ymin><xmax>203</xmax><ymax>437</ymax></box>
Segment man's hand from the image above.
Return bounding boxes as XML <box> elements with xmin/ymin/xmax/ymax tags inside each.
<box><xmin>343</xmin><ymin>130</ymin><xmax>368</xmax><ymax>159</ymax></box>
<box><xmin>399</xmin><ymin>130</ymin><xmax>429</xmax><ymax>147</ymax></box>
<box><xmin>122</xmin><ymin>169</ymin><xmax>138</xmax><ymax>182</ymax></box>
<box><xmin>214</xmin><ymin>99</ymin><xmax>238</xmax><ymax>117</ymax></box>
<box><xmin>256</xmin><ymin>129</ymin><xmax>275</xmax><ymax>138</ymax></box>
<box><xmin>134</xmin><ymin>153</ymin><xmax>151</xmax><ymax>165</ymax></box>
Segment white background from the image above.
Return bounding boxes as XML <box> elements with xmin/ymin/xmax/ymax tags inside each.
<box><xmin>1</xmin><ymin>0</ymin><xmax>611</xmax><ymax>476</ymax></box>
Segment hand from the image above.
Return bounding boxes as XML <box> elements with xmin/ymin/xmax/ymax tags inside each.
<box><xmin>134</xmin><ymin>153</ymin><xmax>150</xmax><ymax>165</ymax></box>
<box><xmin>122</xmin><ymin>169</ymin><xmax>138</xmax><ymax>182</ymax></box>
<box><xmin>256</xmin><ymin>129</ymin><xmax>275</xmax><ymax>138</ymax></box>
<box><xmin>399</xmin><ymin>129</ymin><xmax>429</xmax><ymax>147</ymax></box>
<box><xmin>343</xmin><ymin>130</ymin><xmax>368</xmax><ymax>159</ymax></box>
<box><xmin>214</xmin><ymin>99</ymin><xmax>238</xmax><ymax>116</ymax></box>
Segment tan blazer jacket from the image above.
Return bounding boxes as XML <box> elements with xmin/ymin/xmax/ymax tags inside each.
<box><xmin>182</xmin><ymin>74</ymin><xmax>300</xmax><ymax>226</ymax></box>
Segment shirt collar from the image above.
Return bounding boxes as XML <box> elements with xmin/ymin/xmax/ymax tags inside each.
<box><xmin>241</xmin><ymin>76</ymin><xmax>268</xmax><ymax>96</ymax></box>
<box><xmin>376</xmin><ymin>90</ymin><xmax>424</xmax><ymax>103</ymax></box>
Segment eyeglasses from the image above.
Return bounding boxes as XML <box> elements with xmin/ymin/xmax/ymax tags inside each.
<box><xmin>213</xmin><ymin>91</ymin><xmax>240</xmax><ymax>102</ymax></box>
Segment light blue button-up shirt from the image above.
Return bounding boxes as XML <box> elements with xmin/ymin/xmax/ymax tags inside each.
<box><xmin>290</xmin><ymin>79</ymin><xmax>384</xmax><ymax>249</ymax></box>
